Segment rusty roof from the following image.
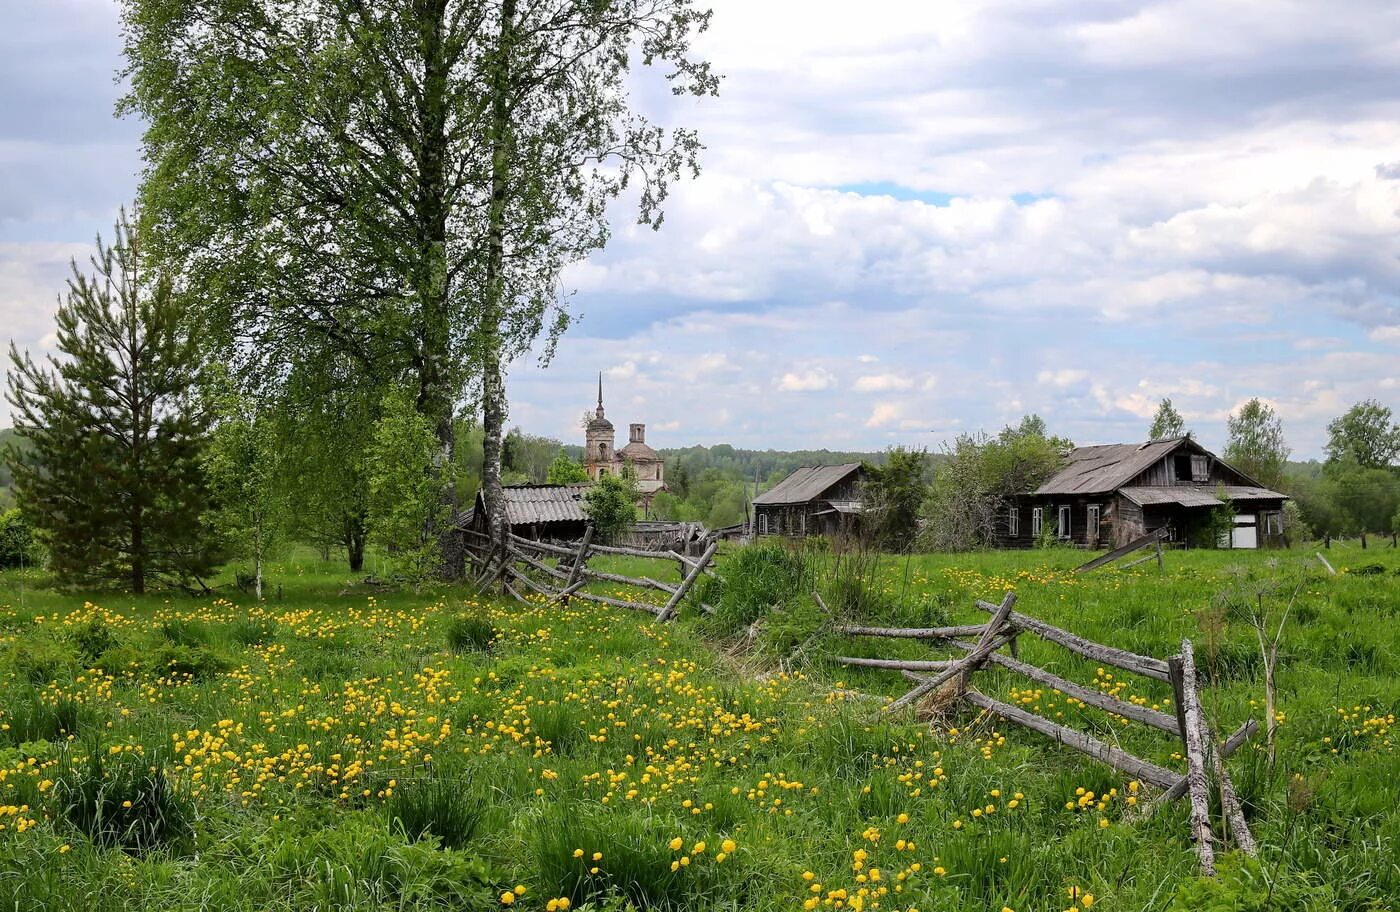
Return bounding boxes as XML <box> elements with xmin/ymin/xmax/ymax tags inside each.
<box><xmin>753</xmin><ymin>463</ymin><xmax>864</xmax><ymax>505</ymax></box>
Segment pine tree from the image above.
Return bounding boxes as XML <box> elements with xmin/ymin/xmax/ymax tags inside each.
<box><xmin>4</xmin><ymin>211</ymin><xmax>223</xmax><ymax>593</ymax></box>
<box><xmin>1148</xmin><ymin>398</ymin><xmax>1187</xmax><ymax>440</ymax></box>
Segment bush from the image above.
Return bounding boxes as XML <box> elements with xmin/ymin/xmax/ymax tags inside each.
<box><xmin>1167</xmin><ymin>853</ymin><xmax>1334</xmax><ymax>911</ymax></box>
<box><xmin>159</xmin><ymin>618</ymin><xmax>209</xmax><ymax>647</ymax></box>
<box><xmin>72</xmin><ymin>618</ymin><xmax>119</xmax><ymax>662</ymax></box>
<box><xmin>229</xmin><ymin>615</ymin><xmax>276</xmax><ymax>646</ymax></box>
<box><xmin>8</xmin><ymin>638</ymin><xmax>76</xmax><ymax>686</ymax></box>
<box><xmin>52</xmin><ymin>747</ymin><xmax>194</xmax><ymax>853</ymax></box>
<box><xmin>94</xmin><ymin>646</ymin><xmax>147</xmax><ymax>678</ymax></box>
<box><xmin>386</xmin><ymin>771</ymin><xmax>485</xmax><ymax>849</ymax></box>
<box><xmin>446</xmin><ymin>614</ymin><xmax>498</xmax><ymax>654</ymax></box>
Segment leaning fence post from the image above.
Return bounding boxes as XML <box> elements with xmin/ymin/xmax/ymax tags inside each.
<box><xmin>561</xmin><ymin>524</ymin><xmax>595</xmax><ymax>606</ymax></box>
<box><xmin>1179</xmin><ymin>639</ymin><xmax>1216</xmax><ymax>876</ymax></box>
<box><xmin>655</xmin><ymin>541</ymin><xmax>718</xmax><ymax>623</ymax></box>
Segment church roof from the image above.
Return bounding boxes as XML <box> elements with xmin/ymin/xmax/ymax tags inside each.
<box><xmin>619</xmin><ymin>440</ymin><xmax>661</xmax><ymax>461</ymax></box>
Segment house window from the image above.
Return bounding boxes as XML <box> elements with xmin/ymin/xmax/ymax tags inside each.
<box><xmin>758</xmin><ymin>514</ymin><xmax>768</xmax><ymax>535</ymax></box>
<box><xmin>1008</xmin><ymin>506</ymin><xmax>1020</xmax><ymax>536</ymax></box>
<box><xmin>1191</xmin><ymin>454</ymin><xmax>1209</xmax><ymax>481</ymax></box>
<box><xmin>1057</xmin><ymin>505</ymin><xmax>1071</xmax><ymax>539</ymax></box>
<box><xmin>1173</xmin><ymin>453</ymin><xmax>1192</xmax><ymax>481</ymax></box>
<box><xmin>1263</xmin><ymin>511</ymin><xmax>1283</xmax><ymax>535</ymax></box>
<box><xmin>1031</xmin><ymin>507</ymin><xmax>1042</xmax><ymax>537</ymax></box>
<box><xmin>1087</xmin><ymin>505</ymin><xmax>1100</xmax><ymax>545</ymax></box>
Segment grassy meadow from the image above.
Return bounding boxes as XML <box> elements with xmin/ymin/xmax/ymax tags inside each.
<box><xmin>0</xmin><ymin>543</ymin><xmax>1396</xmax><ymax>911</ymax></box>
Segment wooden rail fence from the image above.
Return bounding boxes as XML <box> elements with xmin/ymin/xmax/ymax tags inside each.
<box><xmin>837</xmin><ymin>593</ymin><xmax>1258</xmax><ymax>873</ymax></box>
<box><xmin>463</xmin><ymin>525</ymin><xmax>719</xmax><ymax>623</ymax></box>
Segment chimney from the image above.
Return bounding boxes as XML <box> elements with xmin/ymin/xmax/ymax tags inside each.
<box><xmin>630</xmin><ymin>423</ymin><xmax>645</xmax><ymax>444</ymax></box>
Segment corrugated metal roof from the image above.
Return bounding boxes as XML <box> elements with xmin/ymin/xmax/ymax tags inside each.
<box><xmin>1118</xmin><ymin>484</ymin><xmax>1288</xmax><ymax>508</ymax></box>
<box><xmin>500</xmin><ymin>484</ymin><xmax>590</xmax><ymax>526</ymax></box>
<box><xmin>752</xmin><ymin>463</ymin><xmax>864</xmax><ymax>505</ymax></box>
<box><xmin>1035</xmin><ymin>438</ymin><xmax>1188</xmax><ymax>495</ymax></box>
<box><xmin>1119</xmin><ymin>486</ymin><xmax>1226</xmax><ymax>508</ymax></box>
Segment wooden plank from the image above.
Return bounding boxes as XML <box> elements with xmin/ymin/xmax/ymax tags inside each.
<box><xmin>1210</xmin><ymin>731</ymin><xmax>1257</xmax><ymax>855</ymax></box>
<box><xmin>836</xmin><ymin>623</ymin><xmax>989</xmax><ymax>640</ymax></box>
<box><xmin>967</xmin><ymin>647</ymin><xmax>1181</xmax><ymax>735</ymax></box>
<box><xmin>887</xmin><ymin>593</ymin><xmax>1016</xmax><ymax>712</ymax></box>
<box><xmin>1179</xmin><ymin>639</ymin><xmax>1216</xmax><ymax>876</ymax></box>
<box><xmin>833</xmin><ymin>656</ymin><xmax>961</xmax><ymax>672</ymax></box>
<box><xmin>960</xmin><ymin>691</ymin><xmax>1183</xmax><ymax>791</ymax></box>
<box><xmin>656</xmin><ymin>541</ymin><xmax>718</xmax><ymax>623</ymax></box>
<box><xmin>1167</xmin><ymin>656</ymin><xmax>1190</xmax><ymax>745</ymax></box>
<box><xmin>1158</xmin><ymin>719</ymin><xmax>1257</xmax><ymax>804</ymax></box>
<box><xmin>975</xmin><ymin>599</ymin><xmax>1171</xmax><ymax>681</ymax></box>
<box><xmin>1074</xmin><ymin>527</ymin><xmax>1169</xmax><ymax>574</ymax></box>
<box><xmin>571</xmin><ymin>590</ymin><xmax>663</xmax><ymax>615</ymax></box>
<box><xmin>509</xmin><ymin>535</ymin><xmax>576</xmax><ymax>557</ymax></box>
<box><xmin>1316</xmin><ymin>552</ymin><xmax>1337</xmax><ymax>576</ymax></box>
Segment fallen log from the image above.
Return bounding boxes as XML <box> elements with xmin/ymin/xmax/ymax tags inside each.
<box><xmin>656</xmin><ymin>541</ymin><xmax>719</xmax><ymax>623</ymax></box>
<box><xmin>1179</xmin><ymin>639</ymin><xmax>1216</xmax><ymax>876</ymax></box>
<box><xmin>975</xmin><ymin>599</ymin><xmax>1171</xmax><ymax>681</ymax></box>
<box><xmin>885</xmin><ymin>593</ymin><xmax>1016</xmax><ymax>712</ymax></box>
<box><xmin>1156</xmin><ymin>719</ymin><xmax>1257</xmax><ymax>804</ymax></box>
<box><xmin>833</xmin><ymin>656</ymin><xmax>962</xmax><ymax>672</ymax></box>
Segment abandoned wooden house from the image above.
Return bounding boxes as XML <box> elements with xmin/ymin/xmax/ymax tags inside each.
<box><xmin>997</xmin><ymin>436</ymin><xmax>1288</xmax><ymax>550</ymax></box>
<box><xmin>457</xmin><ymin>483</ymin><xmax>591</xmax><ymax>543</ymax></box>
<box><xmin>752</xmin><ymin>463</ymin><xmax>867</xmax><ymax>537</ymax></box>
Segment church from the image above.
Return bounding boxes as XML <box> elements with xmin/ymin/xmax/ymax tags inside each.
<box><xmin>584</xmin><ymin>375</ymin><xmax>667</xmax><ymax>510</ymax></box>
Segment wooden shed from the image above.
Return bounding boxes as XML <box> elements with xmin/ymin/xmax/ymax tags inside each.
<box><xmin>997</xmin><ymin>436</ymin><xmax>1288</xmax><ymax>550</ymax></box>
<box><xmin>456</xmin><ymin>483</ymin><xmax>591</xmax><ymax>544</ymax></box>
<box><xmin>752</xmin><ymin>463</ymin><xmax>867</xmax><ymax>538</ymax></box>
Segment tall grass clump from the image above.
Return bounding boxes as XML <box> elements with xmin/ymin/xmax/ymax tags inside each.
<box><xmin>534</xmin><ymin>806</ymin><xmax>736</xmax><ymax>911</ymax></box>
<box><xmin>0</xmin><ymin>691</ymin><xmax>91</xmax><ymax>745</ymax></box>
<box><xmin>695</xmin><ymin>543</ymin><xmax>810</xmax><ymax>634</ymax></box>
<box><xmin>386</xmin><ymin>771</ymin><xmax>485</xmax><ymax>849</ymax></box>
<box><xmin>52</xmin><ymin>746</ymin><xmax>194</xmax><ymax>852</ymax></box>
<box><xmin>446</xmin><ymin>613</ymin><xmax>498</xmax><ymax>654</ymax></box>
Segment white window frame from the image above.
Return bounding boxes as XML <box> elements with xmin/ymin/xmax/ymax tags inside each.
<box><xmin>1057</xmin><ymin>505</ymin><xmax>1072</xmax><ymax>539</ymax></box>
<box><xmin>758</xmin><ymin>513</ymin><xmax>768</xmax><ymax>535</ymax></box>
<box><xmin>1031</xmin><ymin>507</ymin><xmax>1043</xmax><ymax>537</ymax></box>
<box><xmin>1008</xmin><ymin>506</ymin><xmax>1020</xmax><ymax>536</ymax></box>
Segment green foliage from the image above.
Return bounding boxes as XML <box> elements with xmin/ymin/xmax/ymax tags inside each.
<box><xmin>1149</xmin><ymin>397</ymin><xmax>1188</xmax><ymax>439</ymax></box>
<box><xmin>155</xmin><ymin>644</ymin><xmax>230</xmax><ymax>681</ymax></box>
<box><xmin>1325</xmin><ymin>399</ymin><xmax>1400</xmax><ymax>469</ymax></box>
<box><xmin>446</xmin><ymin>614</ymin><xmax>498</xmax><ymax>654</ymax></box>
<box><xmin>583</xmin><ymin>474</ymin><xmax>638</xmax><ymax>543</ymax></box>
<box><xmin>1167</xmin><ymin>853</ymin><xmax>1334</xmax><ymax>911</ymax></box>
<box><xmin>366</xmin><ymin>388</ymin><xmax>447</xmax><ymax>583</ymax></box>
<box><xmin>386</xmin><ymin>771</ymin><xmax>485</xmax><ymax>849</ymax></box>
<box><xmin>545</xmin><ymin>451</ymin><xmax>590</xmax><ymax>485</ymax></box>
<box><xmin>52</xmin><ymin>747</ymin><xmax>194</xmax><ymax>853</ymax></box>
<box><xmin>861</xmin><ymin>447</ymin><xmax>929</xmax><ymax>551</ymax></box>
<box><xmin>204</xmin><ymin>369</ymin><xmax>284</xmax><ymax>598</ymax></box>
<box><xmin>4</xmin><ymin>211</ymin><xmax>224</xmax><ymax>593</ymax></box>
<box><xmin>506</xmin><ymin>430</ymin><xmax>570</xmax><ymax>484</ymax></box>
<box><xmin>0</xmin><ymin>508</ymin><xmax>39</xmax><ymax>569</ymax></box>
<box><xmin>71</xmin><ymin>618</ymin><xmax>119</xmax><ymax>663</ymax></box>
<box><xmin>0</xmin><ymin>692</ymin><xmax>91</xmax><ymax>746</ymax></box>
<box><xmin>9</xmin><ymin>638</ymin><xmax>76</xmax><ymax>686</ymax></box>
<box><xmin>696</xmin><ymin>544</ymin><xmax>810</xmax><ymax>634</ymax></box>
<box><xmin>1191</xmin><ymin>499</ymin><xmax>1238</xmax><ymax>548</ymax></box>
<box><xmin>1224</xmin><ymin>398</ymin><xmax>1290</xmax><ymax>489</ymax></box>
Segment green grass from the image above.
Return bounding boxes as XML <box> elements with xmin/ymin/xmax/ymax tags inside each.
<box><xmin>0</xmin><ymin>543</ymin><xmax>1395</xmax><ymax>911</ymax></box>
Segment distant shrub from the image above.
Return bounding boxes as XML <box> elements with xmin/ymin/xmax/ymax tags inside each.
<box><xmin>159</xmin><ymin>618</ymin><xmax>209</xmax><ymax>647</ymax></box>
<box><xmin>531</xmin><ymin>702</ymin><xmax>586</xmax><ymax>756</ymax></box>
<box><xmin>446</xmin><ymin>614</ymin><xmax>498</xmax><ymax>654</ymax></box>
<box><xmin>94</xmin><ymin>646</ymin><xmax>147</xmax><ymax>678</ymax></box>
<box><xmin>386</xmin><ymin>772</ymin><xmax>484</xmax><ymax>849</ymax></box>
<box><xmin>1168</xmin><ymin>853</ymin><xmax>1334</xmax><ymax>911</ymax></box>
<box><xmin>52</xmin><ymin>748</ymin><xmax>193</xmax><ymax>853</ymax></box>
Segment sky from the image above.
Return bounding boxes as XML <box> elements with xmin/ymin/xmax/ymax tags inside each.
<box><xmin>3</xmin><ymin>0</ymin><xmax>1399</xmax><ymax>459</ymax></box>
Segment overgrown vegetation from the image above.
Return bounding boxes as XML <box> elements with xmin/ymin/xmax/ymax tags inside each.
<box><xmin>0</xmin><ymin>544</ymin><xmax>1395</xmax><ymax>910</ymax></box>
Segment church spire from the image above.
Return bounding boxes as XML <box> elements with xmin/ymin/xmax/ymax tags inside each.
<box><xmin>596</xmin><ymin>371</ymin><xmax>605</xmax><ymax>418</ymax></box>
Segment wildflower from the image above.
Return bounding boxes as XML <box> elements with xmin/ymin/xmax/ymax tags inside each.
<box><xmin>722</xmin><ymin>838</ymin><xmax>737</xmax><ymax>853</ymax></box>
<box><xmin>1081</xmin><ymin>895</ymin><xmax>1094</xmax><ymax>908</ymax></box>
<box><xmin>500</xmin><ymin>893</ymin><xmax>516</xmax><ymax>905</ymax></box>
<box><xmin>573</xmin><ymin>848</ymin><xmax>585</xmax><ymax>858</ymax></box>
<box><xmin>669</xmin><ymin>837</ymin><xmax>684</xmax><ymax>851</ymax></box>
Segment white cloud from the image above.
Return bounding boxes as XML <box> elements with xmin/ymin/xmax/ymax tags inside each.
<box><xmin>1036</xmin><ymin>369</ymin><xmax>1088</xmax><ymax>388</ymax></box>
<box><xmin>777</xmin><ymin>368</ymin><xmax>836</xmax><ymax>392</ymax></box>
<box><xmin>865</xmin><ymin>402</ymin><xmax>904</xmax><ymax>428</ymax></box>
<box><xmin>1369</xmin><ymin>325</ymin><xmax>1400</xmax><ymax>342</ymax></box>
<box><xmin>854</xmin><ymin>373</ymin><xmax>914</xmax><ymax>392</ymax></box>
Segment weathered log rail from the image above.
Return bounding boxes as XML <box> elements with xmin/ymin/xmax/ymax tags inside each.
<box><xmin>463</xmin><ymin>526</ymin><xmax>720</xmax><ymax>624</ymax></box>
<box><xmin>840</xmin><ymin>592</ymin><xmax>1258</xmax><ymax>874</ymax></box>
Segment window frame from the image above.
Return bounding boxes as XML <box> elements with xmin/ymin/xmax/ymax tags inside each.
<box><xmin>1057</xmin><ymin>505</ymin><xmax>1072</xmax><ymax>539</ymax></box>
<box><xmin>1008</xmin><ymin>505</ymin><xmax>1020</xmax><ymax>537</ymax></box>
<box><xmin>1031</xmin><ymin>507</ymin><xmax>1042</xmax><ymax>537</ymax></box>
<box><xmin>1086</xmin><ymin>504</ymin><xmax>1100</xmax><ymax>545</ymax></box>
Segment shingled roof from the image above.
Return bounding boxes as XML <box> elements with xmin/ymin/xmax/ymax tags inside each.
<box><xmin>455</xmin><ymin>484</ymin><xmax>590</xmax><ymax>529</ymax></box>
<box><xmin>753</xmin><ymin>464</ymin><xmax>864</xmax><ymax>506</ymax></box>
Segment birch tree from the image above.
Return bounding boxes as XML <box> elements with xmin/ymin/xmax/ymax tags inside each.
<box><xmin>122</xmin><ymin>0</ymin><xmax>718</xmax><ymax>570</ymax></box>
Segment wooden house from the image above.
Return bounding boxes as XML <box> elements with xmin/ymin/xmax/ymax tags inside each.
<box><xmin>752</xmin><ymin>463</ymin><xmax>867</xmax><ymax>537</ymax></box>
<box><xmin>997</xmin><ymin>436</ymin><xmax>1288</xmax><ymax>550</ymax></box>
